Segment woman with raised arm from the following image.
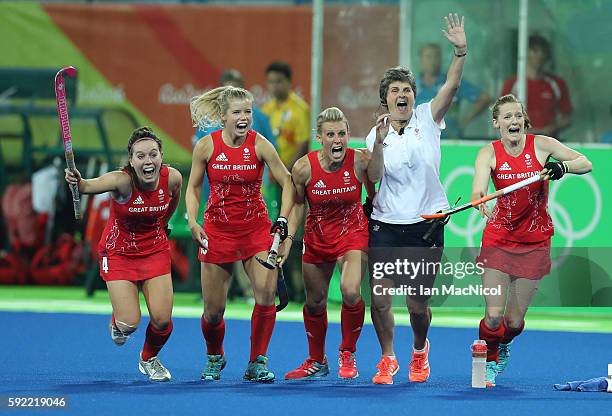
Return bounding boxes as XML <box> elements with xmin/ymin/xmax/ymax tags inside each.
<box><xmin>366</xmin><ymin>13</ymin><xmax>468</xmax><ymax>385</ymax></box>
<box><xmin>65</xmin><ymin>126</ymin><xmax>182</xmax><ymax>382</ymax></box>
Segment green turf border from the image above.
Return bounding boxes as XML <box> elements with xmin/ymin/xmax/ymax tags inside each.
<box><xmin>2</xmin><ymin>286</ymin><xmax>611</xmax><ymax>333</ymax></box>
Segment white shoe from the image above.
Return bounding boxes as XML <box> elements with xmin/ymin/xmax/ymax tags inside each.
<box><xmin>109</xmin><ymin>319</ymin><xmax>129</xmax><ymax>346</ymax></box>
<box><xmin>138</xmin><ymin>356</ymin><xmax>171</xmax><ymax>382</ymax></box>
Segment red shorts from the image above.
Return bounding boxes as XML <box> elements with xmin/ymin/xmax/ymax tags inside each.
<box><xmin>477</xmin><ymin>233</ymin><xmax>551</xmax><ymax>280</ymax></box>
<box><xmin>303</xmin><ymin>231</ymin><xmax>368</xmax><ymax>264</ymax></box>
<box><xmin>198</xmin><ymin>220</ymin><xmax>273</xmax><ymax>264</ymax></box>
<box><xmin>98</xmin><ymin>251</ymin><xmax>171</xmax><ymax>282</ymax></box>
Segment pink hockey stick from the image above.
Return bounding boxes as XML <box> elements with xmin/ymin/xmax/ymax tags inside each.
<box><xmin>54</xmin><ymin>66</ymin><xmax>82</xmax><ymax>220</ymax></box>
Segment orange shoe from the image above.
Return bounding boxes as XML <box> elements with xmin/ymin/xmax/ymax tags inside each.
<box><xmin>409</xmin><ymin>339</ymin><xmax>430</xmax><ymax>383</ymax></box>
<box><xmin>338</xmin><ymin>350</ymin><xmax>358</xmax><ymax>379</ymax></box>
<box><xmin>372</xmin><ymin>356</ymin><xmax>399</xmax><ymax>385</ymax></box>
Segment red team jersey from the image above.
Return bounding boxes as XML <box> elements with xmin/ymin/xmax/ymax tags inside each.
<box><xmin>479</xmin><ymin>134</ymin><xmax>553</xmax><ymax>279</ymax></box>
<box><xmin>303</xmin><ymin>148</ymin><xmax>368</xmax><ymax>263</ymax></box>
<box><xmin>98</xmin><ymin>165</ymin><xmax>171</xmax><ymax>281</ymax></box>
<box><xmin>199</xmin><ymin>130</ymin><xmax>272</xmax><ymax>263</ymax></box>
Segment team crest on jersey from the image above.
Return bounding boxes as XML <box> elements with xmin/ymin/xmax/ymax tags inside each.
<box><xmin>133</xmin><ymin>195</ymin><xmax>144</xmax><ymax>205</ymax></box>
<box><xmin>243</xmin><ymin>147</ymin><xmax>251</xmax><ymax>161</ymax></box>
<box><xmin>314</xmin><ymin>180</ymin><xmax>326</xmax><ymax>189</ymax></box>
<box><xmin>343</xmin><ymin>170</ymin><xmax>351</xmax><ymax>184</ymax></box>
<box><xmin>524</xmin><ymin>153</ymin><xmax>533</xmax><ymax>168</ymax></box>
<box><xmin>216</xmin><ymin>152</ymin><xmax>228</xmax><ymax>162</ymax></box>
<box><xmin>158</xmin><ymin>188</ymin><xmax>164</xmax><ymax>202</ymax></box>
<box><xmin>499</xmin><ymin>162</ymin><xmax>512</xmax><ymax>171</ymax></box>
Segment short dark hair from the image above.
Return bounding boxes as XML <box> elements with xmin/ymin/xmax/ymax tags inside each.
<box><xmin>266</xmin><ymin>61</ymin><xmax>292</xmax><ymax>81</ymax></box>
<box><xmin>379</xmin><ymin>66</ymin><xmax>417</xmax><ymax>105</ymax></box>
<box><xmin>219</xmin><ymin>69</ymin><xmax>244</xmax><ymax>87</ymax></box>
<box><xmin>529</xmin><ymin>34</ymin><xmax>551</xmax><ymax>57</ymax></box>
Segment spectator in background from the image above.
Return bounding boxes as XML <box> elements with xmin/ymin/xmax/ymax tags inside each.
<box><xmin>192</xmin><ymin>69</ymin><xmax>275</xmax><ymax>147</ymax></box>
<box><xmin>262</xmin><ymin>61</ymin><xmax>310</xmax><ymax>169</ymax></box>
<box><xmin>416</xmin><ymin>43</ymin><xmax>491</xmax><ymax>139</ymax></box>
<box><xmin>262</xmin><ymin>61</ymin><xmax>311</xmax><ymax>302</ymax></box>
<box><xmin>501</xmin><ymin>34</ymin><xmax>572</xmax><ymax>138</ymax></box>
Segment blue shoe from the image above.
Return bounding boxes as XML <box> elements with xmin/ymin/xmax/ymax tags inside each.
<box><xmin>485</xmin><ymin>361</ymin><xmax>497</xmax><ymax>387</ymax></box>
<box><xmin>244</xmin><ymin>355</ymin><xmax>275</xmax><ymax>383</ymax></box>
<box><xmin>497</xmin><ymin>341</ymin><xmax>512</xmax><ymax>374</ymax></box>
<box><xmin>202</xmin><ymin>354</ymin><xmax>227</xmax><ymax>381</ymax></box>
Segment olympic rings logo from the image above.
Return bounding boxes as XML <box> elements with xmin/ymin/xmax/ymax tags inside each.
<box><xmin>442</xmin><ymin>166</ymin><xmax>602</xmax><ymax>249</ymax></box>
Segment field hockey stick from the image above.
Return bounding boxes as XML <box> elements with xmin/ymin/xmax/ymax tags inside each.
<box><xmin>420</xmin><ymin>174</ymin><xmax>542</xmax><ymax>220</ymax></box>
<box><xmin>256</xmin><ymin>232</ymin><xmax>282</xmax><ymax>270</ymax></box>
<box><xmin>275</xmin><ymin>260</ymin><xmax>289</xmax><ymax>312</ymax></box>
<box><xmin>54</xmin><ymin>66</ymin><xmax>82</xmax><ymax>220</ymax></box>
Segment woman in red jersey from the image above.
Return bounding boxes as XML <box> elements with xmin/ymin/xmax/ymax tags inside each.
<box><xmin>65</xmin><ymin>126</ymin><xmax>182</xmax><ymax>382</ymax></box>
<box><xmin>186</xmin><ymin>86</ymin><xmax>295</xmax><ymax>383</ymax></box>
<box><xmin>472</xmin><ymin>94</ymin><xmax>592</xmax><ymax>387</ymax></box>
<box><xmin>282</xmin><ymin>107</ymin><xmax>384</xmax><ymax>380</ymax></box>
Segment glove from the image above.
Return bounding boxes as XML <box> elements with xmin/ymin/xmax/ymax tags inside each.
<box><xmin>270</xmin><ymin>217</ymin><xmax>288</xmax><ymax>241</ymax></box>
<box><xmin>363</xmin><ymin>197</ymin><xmax>373</xmax><ymax>219</ymax></box>
<box><xmin>544</xmin><ymin>161</ymin><xmax>568</xmax><ymax>180</ymax></box>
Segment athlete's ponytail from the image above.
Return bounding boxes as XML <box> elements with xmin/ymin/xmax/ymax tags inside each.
<box><xmin>190</xmin><ymin>86</ymin><xmax>254</xmax><ymax>131</ymax></box>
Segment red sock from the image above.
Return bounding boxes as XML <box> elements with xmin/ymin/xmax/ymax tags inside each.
<box><xmin>303</xmin><ymin>306</ymin><xmax>328</xmax><ymax>362</ymax></box>
<box><xmin>479</xmin><ymin>319</ymin><xmax>505</xmax><ymax>362</ymax></box>
<box><xmin>339</xmin><ymin>299</ymin><xmax>365</xmax><ymax>353</ymax></box>
<box><xmin>201</xmin><ymin>315</ymin><xmax>225</xmax><ymax>355</ymax></box>
<box><xmin>141</xmin><ymin>321</ymin><xmax>173</xmax><ymax>361</ymax></box>
<box><xmin>250</xmin><ymin>304</ymin><xmax>276</xmax><ymax>361</ymax></box>
<box><xmin>502</xmin><ymin>319</ymin><xmax>525</xmax><ymax>344</ymax></box>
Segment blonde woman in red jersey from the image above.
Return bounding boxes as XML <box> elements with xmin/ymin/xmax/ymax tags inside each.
<box><xmin>187</xmin><ymin>86</ymin><xmax>295</xmax><ymax>383</ymax></box>
<box><xmin>472</xmin><ymin>94</ymin><xmax>592</xmax><ymax>387</ymax></box>
<box><xmin>282</xmin><ymin>107</ymin><xmax>385</xmax><ymax>380</ymax></box>
<box><xmin>65</xmin><ymin>127</ymin><xmax>182</xmax><ymax>382</ymax></box>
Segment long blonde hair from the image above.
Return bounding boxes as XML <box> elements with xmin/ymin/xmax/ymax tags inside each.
<box><xmin>316</xmin><ymin>106</ymin><xmax>349</xmax><ymax>136</ymax></box>
<box><xmin>190</xmin><ymin>86</ymin><xmax>254</xmax><ymax>130</ymax></box>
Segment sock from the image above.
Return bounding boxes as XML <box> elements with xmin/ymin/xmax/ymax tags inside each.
<box><xmin>339</xmin><ymin>299</ymin><xmax>365</xmax><ymax>353</ymax></box>
<box><xmin>141</xmin><ymin>321</ymin><xmax>173</xmax><ymax>361</ymax></box>
<box><xmin>479</xmin><ymin>319</ymin><xmax>506</xmax><ymax>362</ymax></box>
<box><xmin>250</xmin><ymin>304</ymin><xmax>276</xmax><ymax>362</ymax></box>
<box><xmin>303</xmin><ymin>306</ymin><xmax>328</xmax><ymax>363</ymax></box>
<box><xmin>502</xmin><ymin>319</ymin><xmax>525</xmax><ymax>344</ymax></box>
<box><xmin>413</xmin><ymin>343</ymin><xmax>427</xmax><ymax>353</ymax></box>
<box><xmin>201</xmin><ymin>315</ymin><xmax>225</xmax><ymax>355</ymax></box>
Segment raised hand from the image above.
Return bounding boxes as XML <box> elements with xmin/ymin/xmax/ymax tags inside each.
<box><xmin>443</xmin><ymin>13</ymin><xmax>467</xmax><ymax>53</ymax></box>
<box><xmin>375</xmin><ymin>113</ymin><xmax>391</xmax><ymax>143</ymax></box>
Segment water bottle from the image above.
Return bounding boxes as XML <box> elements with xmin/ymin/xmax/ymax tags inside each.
<box><xmin>471</xmin><ymin>340</ymin><xmax>487</xmax><ymax>388</ymax></box>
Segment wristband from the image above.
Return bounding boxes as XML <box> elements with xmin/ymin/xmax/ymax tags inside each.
<box><xmin>454</xmin><ymin>50</ymin><xmax>467</xmax><ymax>57</ymax></box>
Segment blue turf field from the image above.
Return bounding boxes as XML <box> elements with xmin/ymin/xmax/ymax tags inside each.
<box><xmin>1</xmin><ymin>312</ymin><xmax>610</xmax><ymax>415</ymax></box>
